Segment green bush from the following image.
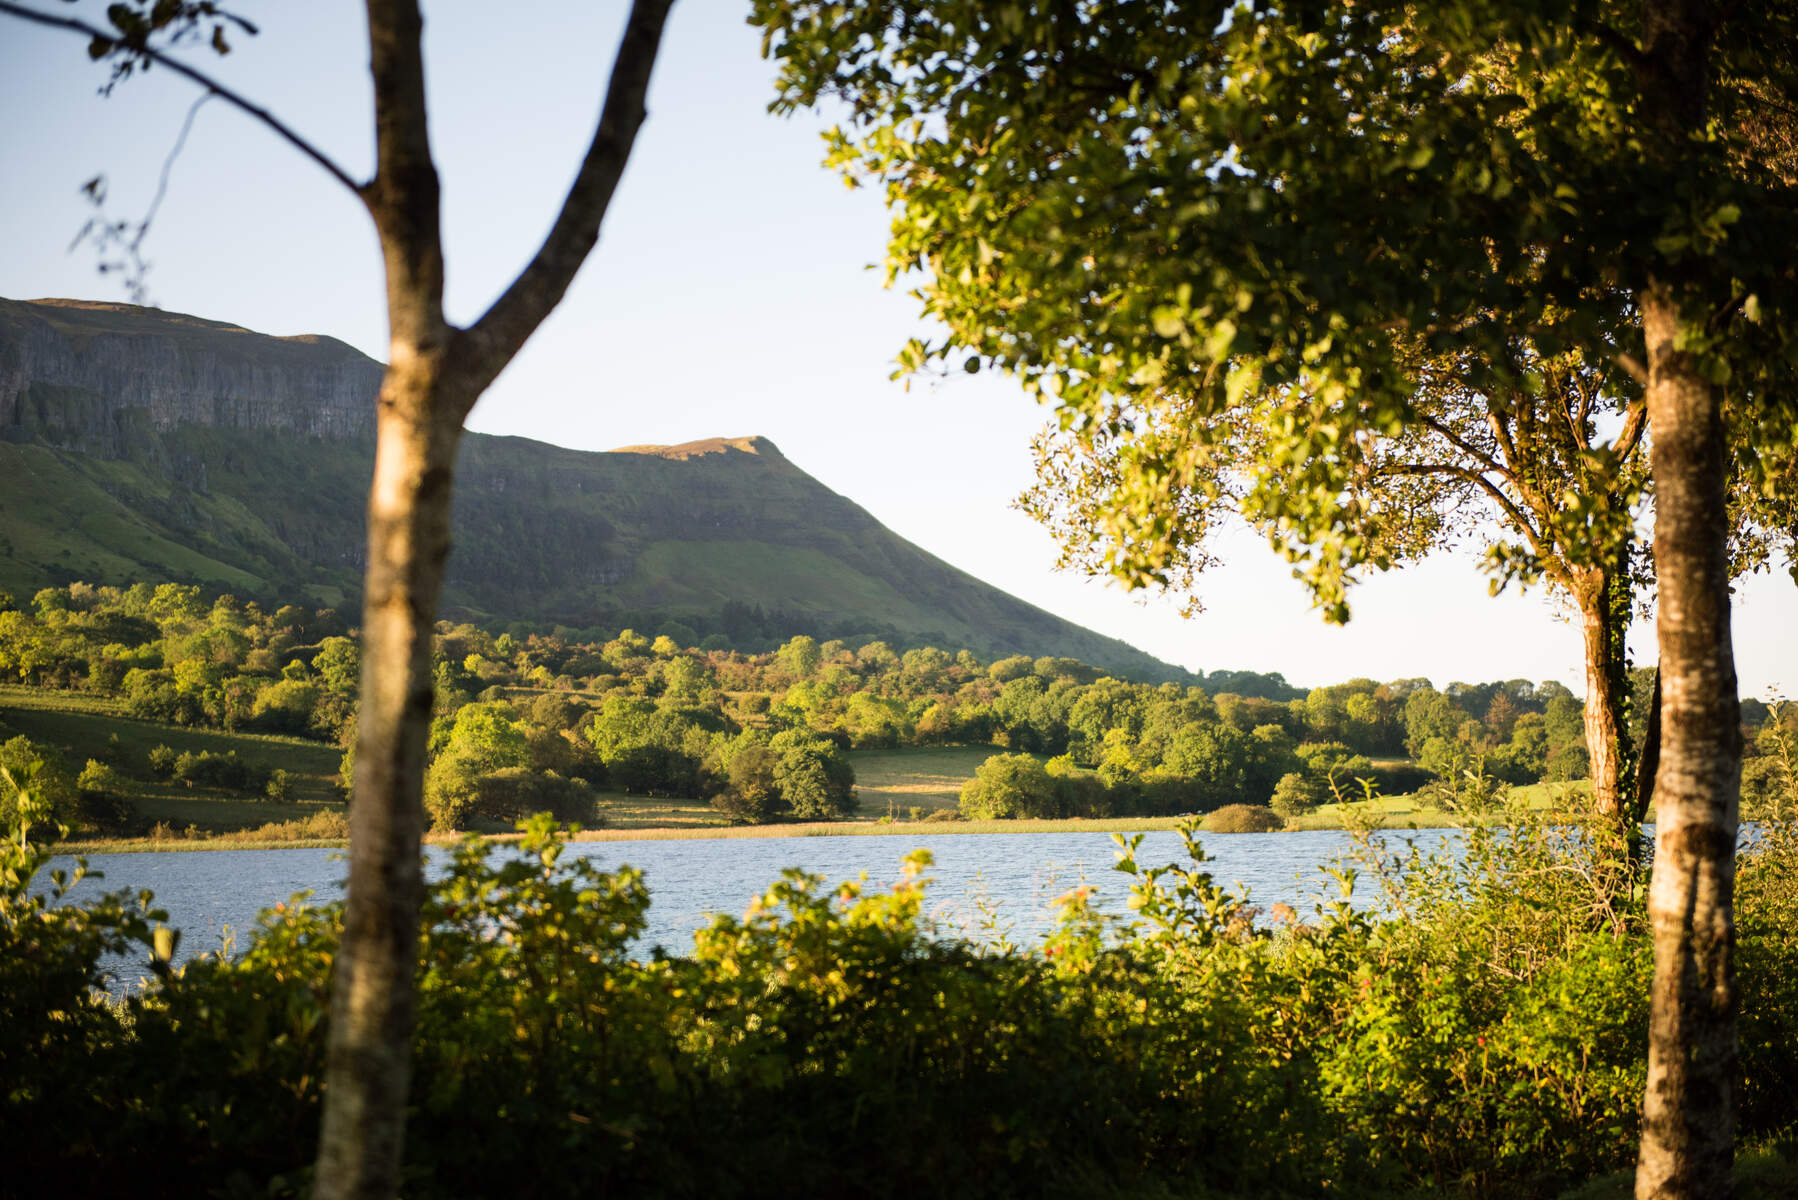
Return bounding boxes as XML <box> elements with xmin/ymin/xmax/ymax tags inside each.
<box><xmin>12</xmin><ymin>807</ymin><xmax>1798</xmax><ymax>1199</ymax></box>
<box><xmin>959</xmin><ymin>752</ymin><xmax>1057</xmax><ymax>818</ymax></box>
<box><xmin>1200</xmin><ymin>803</ymin><xmax>1285</xmax><ymax>833</ymax></box>
<box><xmin>170</xmin><ymin>749</ymin><xmax>270</xmax><ymax>794</ymax></box>
<box><xmin>1270</xmin><ymin>771</ymin><xmax>1325</xmax><ymax>817</ymax></box>
<box><xmin>76</xmin><ymin>759</ymin><xmax>137</xmax><ymax>833</ymax></box>
<box><xmin>146</xmin><ymin>743</ymin><xmax>177</xmax><ymax>779</ymax></box>
<box><xmin>1</xmin><ymin>736</ymin><xmax>78</xmax><ymax>834</ymax></box>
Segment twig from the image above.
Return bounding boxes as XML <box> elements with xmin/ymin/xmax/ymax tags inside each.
<box><xmin>0</xmin><ymin>0</ymin><xmax>366</xmax><ymax>199</ymax></box>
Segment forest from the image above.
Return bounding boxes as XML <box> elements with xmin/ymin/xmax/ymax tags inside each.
<box><xmin>7</xmin><ymin>579</ymin><xmax>1791</xmax><ymax>842</ymax></box>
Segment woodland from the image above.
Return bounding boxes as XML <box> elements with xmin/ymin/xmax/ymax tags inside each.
<box><xmin>1</xmin><ymin>0</ymin><xmax>1795</xmax><ymax>1197</ymax></box>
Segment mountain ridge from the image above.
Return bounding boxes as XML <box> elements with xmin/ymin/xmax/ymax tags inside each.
<box><xmin>0</xmin><ymin>296</ymin><xmax>1189</xmax><ymax>680</ymax></box>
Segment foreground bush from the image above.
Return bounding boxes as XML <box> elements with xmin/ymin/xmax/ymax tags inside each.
<box><xmin>7</xmin><ymin>809</ymin><xmax>1798</xmax><ymax>1198</ymax></box>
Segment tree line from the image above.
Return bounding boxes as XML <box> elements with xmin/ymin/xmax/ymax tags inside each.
<box><xmin>5</xmin><ymin>580</ymin><xmax>1792</xmax><ymax>839</ymax></box>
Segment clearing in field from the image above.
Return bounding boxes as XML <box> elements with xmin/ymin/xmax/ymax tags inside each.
<box><xmin>0</xmin><ymin>685</ymin><xmax>345</xmax><ymax>834</ymax></box>
<box><xmin>847</xmin><ymin>745</ymin><xmax>997</xmax><ymax>817</ymax></box>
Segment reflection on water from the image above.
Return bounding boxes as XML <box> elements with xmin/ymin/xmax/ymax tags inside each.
<box><xmin>49</xmin><ymin>827</ymin><xmax>1468</xmax><ymax>974</ymax></box>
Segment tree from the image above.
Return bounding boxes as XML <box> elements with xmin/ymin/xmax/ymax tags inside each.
<box><xmin>753</xmin><ymin>4</ymin><xmax>1798</xmax><ymax>1195</ymax></box>
<box><xmin>769</xmin><ymin>728</ymin><xmax>856</xmax><ymax>819</ymax></box>
<box><xmin>1033</xmin><ymin>337</ymin><xmax>1658</xmax><ymax>828</ymax></box>
<box><xmin>0</xmin><ymin>0</ymin><xmax>677</xmax><ymax>1193</ymax></box>
<box><xmin>958</xmin><ymin>751</ymin><xmax>1056</xmax><ymax>819</ymax></box>
<box><xmin>773</xmin><ymin>634</ymin><xmax>819</xmax><ymax>679</ymax></box>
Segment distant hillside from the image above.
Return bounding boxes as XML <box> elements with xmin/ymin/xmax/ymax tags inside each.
<box><xmin>0</xmin><ymin>297</ymin><xmax>1189</xmax><ymax>680</ymax></box>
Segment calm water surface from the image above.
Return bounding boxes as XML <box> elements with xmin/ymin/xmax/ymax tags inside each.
<box><xmin>51</xmin><ymin>828</ymin><xmax>1463</xmax><ymax>971</ymax></box>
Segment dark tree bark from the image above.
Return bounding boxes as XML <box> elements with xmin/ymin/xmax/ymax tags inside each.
<box><xmin>1576</xmin><ymin>561</ymin><xmax>1636</xmax><ymax>826</ymax></box>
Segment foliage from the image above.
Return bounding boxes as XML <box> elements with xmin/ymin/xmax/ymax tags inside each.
<box><xmin>10</xmin><ymin>806</ymin><xmax>1798</xmax><ymax>1195</ymax></box>
<box><xmin>1</xmin><ymin>734</ymin><xmax>78</xmax><ymax>834</ymax></box>
<box><xmin>753</xmin><ymin>0</ymin><xmax>1798</xmax><ymax>609</ymax></box>
<box><xmin>1199</xmin><ymin>804</ymin><xmax>1284</xmax><ymax>834</ymax></box>
<box><xmin>767</xmin><ymin>728</ymin><xmax>858</xmax><ymax>819</ymax></box>
<box><xmin>10</xmin><ymin>578</ymin><xmax>1793</xmax><ymax>835</ymax></box>
<box><xmin>1270</xmin><ymin>771</ymin><xmax>1325</xmax><ymax>819</ymax></box>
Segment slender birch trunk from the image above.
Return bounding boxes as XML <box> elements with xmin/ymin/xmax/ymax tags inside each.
<box><xmin>311</xmin><ymin>3</ymin><xmax>674</xmax><ymax>1197</ymax></box>
<box><xmin>1633</xmin><ymin>0</ymin><xmax>1742</xmax><ymax>1195</ymax></box>
<box><xmin>1634</xmin><ymin>283</ymin><xmax>1741</xmax><ymax>1199</ymax></box>
<box><xmin>314</xmin><ymin>355</ymin><xmax>466</xmax><ymax>1198</ymax></box>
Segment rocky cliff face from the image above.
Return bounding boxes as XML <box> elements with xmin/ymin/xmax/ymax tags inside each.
<box><xmin>0</xmin><ymin>297</ymin><xmax>379</xmax><ymax>453</ymax></box>
<box><xmin>0</xmin><ymin>298</ymin><xmax>1185</xmax><ymax>679</ymax></box>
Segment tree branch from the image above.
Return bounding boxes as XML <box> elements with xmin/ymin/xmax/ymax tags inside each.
<box><xmin>1708</xmin><ymin>290</ymin><xmax>1749</xmax><ymax>331</ymax></box>
<box><xmin>0</xmin><ymin>0</ymin><xmax>365</xmax><ymax>199</ymax></box>
<box><xmin>1380</xmin><ymin>461</ymin><xmax>1551</xmax><ymax>562</ymax></box>
<box><xmin>456</xmin><ymin>0</ymin><xmax>676</xmax><ymax>407</ymax></box>
<box><xmin>1614</xmin><ymin>397</ymin><xmax>1651</xmax><ymax>461</ymax></box>
<box><xmin>1615</xmin><ymin>350</ymin><xmax>1649</xmax><ymax>384</ymax></box>
<box><xmin>1418</xmin><ymin>413</ymin><xmax>1507</xmax><ymax>479</ymax></box>
<box><xmin>364</xmin><ymin>0</ymin><xmax>447</xmax><ymax>350</ymax></box>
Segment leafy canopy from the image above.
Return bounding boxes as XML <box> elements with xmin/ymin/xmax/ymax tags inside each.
<box><xmin>755</xmin><ymin>1</ymin><xmax>1798</xmax><ymax>616</ymax></box>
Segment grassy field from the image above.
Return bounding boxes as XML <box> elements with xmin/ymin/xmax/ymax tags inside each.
<box><xmin>595</xmin><ymin>791</ymin><xmax>723</xmax><ymax>831</ymax></box>
<box><xmin>846</xmin><ymin>745</ymin><xmax>999</xmax><ymax>817</ymax></box>
<box><xmin>0</xmin><ymin>685</ymin><xmax>347</xmax><ymax>835</ymax></box>
<box><xmin>581</xmin><ymin>745</ymin><xmax>1002</xmax><ymax>834</ymax></box>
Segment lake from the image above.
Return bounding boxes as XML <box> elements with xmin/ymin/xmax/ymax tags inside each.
<box><xmin>49</xmin><ymin>827</ymin><xmax>1461</xmax><ymax>974</ymax></box>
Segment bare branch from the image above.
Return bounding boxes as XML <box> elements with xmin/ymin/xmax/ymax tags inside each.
<box><xmin>363</xmin><ymin>0</ymin><xmax>446</xmax><ymax>347</ymax></box>
<box><xmin>1614</xmin><ymin>397</ymin><xmax>1651</xmax><ymax>461</ymax></box>
<box><xmin>1380</xmin><ymin>460</ymin><xmax>1547</xmax><ymax>557</ymax></box>
<box><xmin>68</xmin><ymin>92</ymin><xmax>214</xmax><ymax>303</ymax></box>
<box><xmin>1615</xmin><ymin>351</ymin><xmax>1649</xmax><ymax>385</ymax></box>
<box><xmin>1418</xmin><ymin>413</ymin><xmax>1507</xmax><ymax>479</ymax></box>
<box><xmin>0</xmin><ymin>0</ymin><xmax>365</xmax><ymax>199</ymax></box>
<box><xmin>456</xmin><ymin>0</ymin><xmax>676</xmax><ymax>406</ymax></box>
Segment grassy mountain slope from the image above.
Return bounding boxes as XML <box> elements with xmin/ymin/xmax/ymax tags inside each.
<box><xmin>0</xmin><ymin>298</ymin><xmax>1186</xmax><ymax>679</ymax></box>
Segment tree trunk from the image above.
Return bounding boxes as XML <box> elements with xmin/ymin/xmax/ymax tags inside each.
<box><xmin>314</xmin><ymin>350</ymin><xmax>466</xmax><ymax>1200</ymax></box>
<box><xmin>1577</xmin><ymin>564</ymin><xmax>1633</xmax><ymax>824</ymax></box>
<box><xmin>1634</xmin><ymin>283</ymin><xmax>1741</xmax><ymax>1200</ymax></box>
<box><xmin>300</xmin><ymin>4</ymin><xmax>666</xmax><ymax>1194</ymax></box>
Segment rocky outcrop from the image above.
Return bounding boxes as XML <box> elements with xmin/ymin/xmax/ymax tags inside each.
<box><xmin>0</xmin><ymin>298</ymin><xmax>1188</xmax><ymax>680</ymax></box>
<box><xmin>0</xmin><ymin>297</ymin><xmax>379</xmax><ymax>452</ymax></box>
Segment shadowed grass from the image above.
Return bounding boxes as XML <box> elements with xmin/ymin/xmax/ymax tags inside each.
<box><xmin>846</xmin><ymin>745</ymin><xmax>1002</xmax><ymax>816</ymax></box>
<box><xmin>0</xmin><ymin>684</ymin><xmax>345</xmax><ymax>832</ymax></box>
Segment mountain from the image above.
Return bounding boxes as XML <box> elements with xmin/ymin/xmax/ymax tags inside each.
<box><xmin>0</xmin><ymin>296</ymin><xmax>1188</xmax><ymax>679</ymax></box>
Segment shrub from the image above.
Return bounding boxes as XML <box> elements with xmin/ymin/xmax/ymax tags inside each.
<box><xmin>16</xmin><ymin>803</ymin><xmax>1798</xmax><ymax>1200</ymax></box>
<box><xmin>427</xmin><ymin>761</ymin><xmax>599</xmax><ymax>831</ymax></box>
<box><xmin>769</xmin><ymin>729</ymin><xmax>857</xmax><ymax>819</ymax></box>
<box><xmin>236</xmin><ymin>809</ymin><xmax>351</xmax><ymax>842</ymax></box>
<box><xmin>171</xmin><ymin>750</ymin><xmax>270</xmax><ymax>795</ymax></box>
<box><xmin>713</xmin><ymin>741</ymin><xmax>778</xmax><ymax>824</ymax></box>
<box><xmin>1</xmin><ymin>736</ymin><xmax>78</xmax><ymax>834</ymax></box>
<box><xmin>1200</xmin><ymin>804</ymin><xmax>1285</xmax><ymax>833</ymax></box>
<box><xmin>76</xmin><ymin>759</ymin><xmax>136</xmax><ymax>834</ymax></box>
<box><xmin>1270</xmin><ymin>772</ymin><xmax>1325</xmax><ymax>818</ymax></box>
<box><xmin>147</xmin><ymin>743</ymin><xmax>177</xmax><ymax>779</ymax></box>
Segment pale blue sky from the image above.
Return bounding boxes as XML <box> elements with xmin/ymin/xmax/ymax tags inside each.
<box><xmin>2</xmin><ymin>0</ymin><xmax>1792</xmax><ymax>694</ymax></box>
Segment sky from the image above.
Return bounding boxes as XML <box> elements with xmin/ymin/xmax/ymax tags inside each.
<box><xmin>1</xmin><ymin>0</ymin><xmax>1793</xmax><ymax>696</ymax></box>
